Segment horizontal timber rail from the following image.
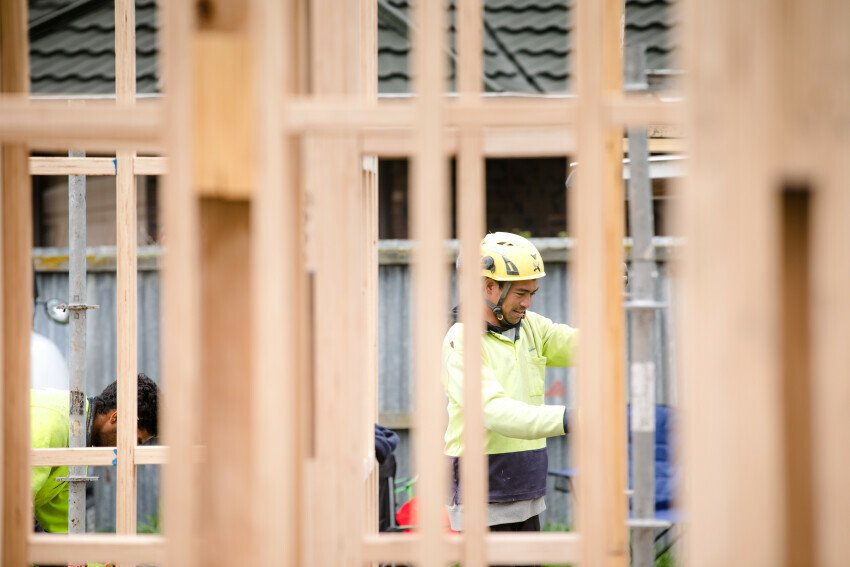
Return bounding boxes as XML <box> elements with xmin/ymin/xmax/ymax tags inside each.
<box><xmin>360</xmin><ymin>532</ymin><xmax>581</xmax><ymax>565</ymax></box>
<box><xmin>29</xmin><ymin>534</ymin><xmax>165</xmax><ymax>566</ymax></box>
<box><xmin>0</xmin><ymin>97</ymin><xmax>163</xmax><ymax>151</ymax></box>
<box><xmin>30</xmin><ymin>445</ymin><xmax>205</xmax><ymax>466</ymax></box>
<box><xmin>284</xmin><ymin>96</ymin><xmax>680</xmax><ymax>131</ymax></box>
<box><xmin>29</xmin><ymin>156</ymin><xmax>166</xmax><ymax>176</ymax></box>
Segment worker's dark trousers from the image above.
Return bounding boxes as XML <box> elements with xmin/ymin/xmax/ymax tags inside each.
<box><xmin>488</xmin><ymin>514</ymin><xmax>541</xmax><ymax>567</ymax></box>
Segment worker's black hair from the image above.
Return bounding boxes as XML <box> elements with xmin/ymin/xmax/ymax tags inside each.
<box><xmin>94</xmin><ymin>373</ymin><xmax>160</xmax><ymax>437</ymax></box>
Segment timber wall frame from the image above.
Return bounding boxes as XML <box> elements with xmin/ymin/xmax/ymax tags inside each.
<box><xmin>1</xmin><ymin>1</ymin><xmax>848</xmax><ymax>567</ymax></box>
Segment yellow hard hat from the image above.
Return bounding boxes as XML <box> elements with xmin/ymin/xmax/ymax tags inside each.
<box><xmin>480</xmin><ymin>232</ymin><xmax>545</xmax><ymax>281</ymax></box>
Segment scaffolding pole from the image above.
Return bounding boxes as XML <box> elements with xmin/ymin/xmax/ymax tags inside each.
<box><xmin>61</xmin><ymin>149</ymin><xmax>98</xmax><ymax>546</ymax></box>
<box><xmin>625</xmin><ymin>44</ymin><xmax>660</xmax><ymax>567</ymax></box>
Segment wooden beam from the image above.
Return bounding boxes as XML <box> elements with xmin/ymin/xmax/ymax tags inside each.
<box><xmin>409</xmin><ymin>1</ymin><xmax>450</xmax><ymax>566</ymax></box>
<box><xmin>199</xmin><ymin>200</ymin><xmax>255</xmax><ymax>565</ymax></box>
<box><xmin>574</xmin><ymin>0</ymin><xmax>628</xmax><ymax>564</ymax></box>
<box><xmin>803</xmin><ymin>0</ymin><xmax>850</xmax><ymax>563</ymax></box>
<box><xmin>30</xmin><ymin>446</ymin><xmax>193</xmax><ymax>466</ymax></box>
<box><xmin>160</xmin><ymin>1</ymin><xmax>201</xmax><ymax>567</ymax></box>
<box><xmin>114</xmin><ymin>0</ymin><xmax>139</xmax><ymax>550</ymax></box>
<box><xmin>29</xmin><ymin>534</ymin><xmax>165</xmax><ymax>566</ymax></box>
<box><xmin>456</xmin><ymin>0</ymin><xmax>486</xmax><ymax>564</ymax></box>
<box><xmin>251</xmin><ymin>0</ymin><xmax>303</xmax><ymax>565</ymax></box>
<box><xmin>0</xmin><ymin>97</ymin><xmax>163</xmax><ymax>150</ymax></box>
<box><xmin>360</xmin><ymin>0</ymin><xmax>380</xmax><ymax>537</ymax></box>
<box><xmin>0</xmin><ymin>0</ymin><xmax>31</xmax><ymax>564</ymax></box>
<box><xmin>681</xmin><ymin>0</ymin><xmax>786</xmax><ymax>564</ymax></box>
<box><xmin>191</xmin><ymin>33</ymin><xmax>255</xmax><ymax>198</ymax></box>
<box><xmin>360</xmin><ymin>533</ymin><xmax>582</xmax><ymax>565</ymax></box>
<box><xmin>28</xmin><ymin>156</ymin><xmax>166</xmax><ymax>176</ymax></box>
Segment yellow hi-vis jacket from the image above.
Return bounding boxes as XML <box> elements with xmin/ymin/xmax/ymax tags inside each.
<box><xmin>442</xmin><ymin>311</ymin><xmax>578</xmax><ymax>503</ymax></box>
<box><xmin>31</xmin><ymin>388</ymin><xmax>91</xmax><ymax>534</ymax></box>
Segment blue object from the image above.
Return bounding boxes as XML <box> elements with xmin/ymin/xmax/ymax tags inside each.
<box><xmin>548</xmin><ymin>405</ymin><xmax>680</xmax><ymax>514</ymax></box>
<box><xmin>112</xmin><ymin>448</ymin><xmax>117</xmax><ymax>466</ymax></box>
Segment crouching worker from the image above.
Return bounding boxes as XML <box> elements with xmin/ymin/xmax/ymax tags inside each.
<box><xmin>443</xmin><ymin>233</ymin><xmax>578</xmax><ymax>565</ymax></box>
<box><xmin>31</xmin><ymin>373</ymin><xmax>160</xmax><ymax>535</ymax></box>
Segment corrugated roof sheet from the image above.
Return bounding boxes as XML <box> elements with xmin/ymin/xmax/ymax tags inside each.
<box><xmin>29</xmin><ymin>0</ymin><xmax>159</xmax><ymax>95</ymax></box>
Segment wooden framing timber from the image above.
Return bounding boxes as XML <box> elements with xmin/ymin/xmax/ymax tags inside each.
<box><xmin>5</xmin><ymin>0</ymin><xmax>848</xmax><ymax>565</ymax></box>
<box><xmin>159</xmin><ymin>1</ymin><xmax>201</xmax><ymax>566</ymax></box>
<box><xmin>1</xmin><ymin>0</ymin><xmax>32</xmax><ymax>564</ymax></box>
<box><xmin>456</xmin><ymin>0</ymin><xmax>487</xmax><ymax>565</ymax></box>
<box><xmin>407</xmin><ymin>1</ymin><xmax>450</xmax><ymax>566</ymax></box>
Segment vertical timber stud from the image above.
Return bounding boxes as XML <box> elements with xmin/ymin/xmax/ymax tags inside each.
<box><xmin>786</xmin><ymin>0</ymin><xmax>850</xmax><ymax>563</ymax></box>
<box><xmin>252</xmin><ymin>0</ymin><xmax>303</xmax><ymax>566</ymax></box>
<box><xmin>411</xmin><ymin>0</ymin><xmax>449</xmax><ymax>565</ymax></box>
<box><xmin>360</xmin><ymin>0</ymin><xmax>380</xmax><ymax>538</ymax></box>
<box><xmin>457</xmin><ymin>1</ymin><xmax>487</xmax><ymax>566</ymax></box>
<box><xmin>574</xmin><ymin>0</ymin><xmax>628</xmax><ymax>563</ymax></box>
<box><xmin>307</xmin><ymin>0</ymin><xmax>364</xmax><ymax>565</ymax></box>
<box><xmin>115</xmin><ymin>0</ymin><xmax>139</xmax><ymax>550</ymax></box>
<box><xmin>683</xmin><ymin>0</ymin><xmax>784</xmax><ymax>564</ymax></box>
<box><xmin>192</xmin><ymin>1</ymin><xmax>256</xmax><ymax>566</ymax></box>
<box><xmin>161</xmin><ymin>1</ymin><xmax>201</xmax><ymax>566</ymax></box>
<box><xmin>0</xmin><ymin>0</ymin><xmax>31</xmax><ymax>563</ymax></box>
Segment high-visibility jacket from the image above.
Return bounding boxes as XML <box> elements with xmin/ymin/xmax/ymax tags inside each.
<box><xmin>442</xmin><ymin>311</ymin><xmax>578</xmax><ymax>503</ymax></box>
<box><xmin>31</xmin><ymin>388</ymin><xmax>91</xmax><ymax>533</ymax></box>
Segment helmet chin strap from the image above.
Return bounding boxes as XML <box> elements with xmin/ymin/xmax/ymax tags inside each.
<box><xmin>485</xmin><ymin>281</ymin><xmax>513</xmax><ymax>322</ymax></box>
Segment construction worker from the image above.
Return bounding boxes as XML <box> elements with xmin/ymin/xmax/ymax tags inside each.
<box><xmin>443</xmin><ymin>232</ymin><xmax>577</xmax><ymax>544</ymax></box>
<box><xmin>31</xmin><ymin>373</ymin><xmax>159</xmax><ymax>535</ymax></box>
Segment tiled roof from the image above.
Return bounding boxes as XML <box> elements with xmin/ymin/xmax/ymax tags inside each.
<box><xmin>28</xmin><ymin>0</ymin><xmax>676</xmax><ymax>96</ymax></box>
<box><xmin>29</xmin><ymin>0</ymin><xmax>159</xmax><ymax>95</ymax></box>
<box><xmin>378</xmin><ymin>0</ymin><xmax>678</xmax><ymax>94</ymax></box>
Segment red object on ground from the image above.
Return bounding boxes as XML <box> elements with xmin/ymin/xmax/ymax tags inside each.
<box><xmin>395</xmin><ymin>496</ymin><xmax>457</xmax><ymax>534</ymax></box>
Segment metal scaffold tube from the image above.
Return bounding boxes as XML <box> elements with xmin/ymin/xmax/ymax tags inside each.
<box><xmin>63</xmin><ymin>149</ymin><xmax>98</xmax><ymax>540</ymax></box>
<box><xmin>625</xmin><ymin>44</ymin><xmax>659</xmax><ymax>567</ymax></box>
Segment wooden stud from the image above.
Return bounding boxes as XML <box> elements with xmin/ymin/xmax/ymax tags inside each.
<box><xmin>574</xmin><ymin>0</ymin><xmax>628</xmax><ymax>564</ymax></box>
<box><xmin>115</xmin><ymin>0</ymin><xmax>139</xmax><ymax>551</ymax></box>
<box><xmin>360</xmin><ymin>0</ymin><xmax>380</xmax><ymax>539</ymax></box>
<box><xmin>681</xmin><ymin>0</ymin><xmax>786</xmax><ymax>564</ymax></box>
<box><xmin>198</xmin><ymin>200</ymin><xmax>255</xmax><ymax>565</ymax></box>
<box><xmin>800</xmin><ymin>0</ymin><xmax>850</xmax><ymax>563</ymax></box>
<box><xmin>456</xmin><ymin>1</ymin><xmax>487</xmax><ymax>566</ymax></box>
<box><xmin>409</xmin><ymin>1</ymin><xmax>450</xmax><ymax>565</ymax></box>
<box><xmin>160</xmin><ymin>1</ymin><xmax>202</xmax><ymax>567</ymax></box>
<box><xmin>251</xmin><ymin>0</ymin><xmax>303</xmax><ymax>565</ymax></box>
<box><xmin>0</xmin><ymin>0</ymin><xmax>31</xmax><ymax>564</ymax></box>
<box><xmin>303</xmin><ymin>0</ymin><xmax>368</xmax><ymax>564</ymax></box>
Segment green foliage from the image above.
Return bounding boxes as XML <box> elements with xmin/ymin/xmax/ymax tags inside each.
<box><xmin>137</xmin><ymin>512</ymin><xmax>160</xmax><ymax>534</ymax></box>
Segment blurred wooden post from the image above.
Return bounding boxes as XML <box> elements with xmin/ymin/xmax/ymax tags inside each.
<box><xmin>252</xmin><ymin>0</ymin><xmax>305</xmax><ymax>565</ymax></box>
<box><xmin>361</xmin><ymin>0</ymin><xmax>380</xmax><ymax>537</ymax></box>
<box><xmin>306</xmin><ymin>0</ymin><xmax>367</xmax><ymax>565</ymax></box>
<box><xmin>188</xmin><ymin>1</ymin><xmax>258</xmax><ymax>566</ymax></box>
<box><xmin>574</xmin><ymin>0</ymin><xmax>628</xmax><ymax>564</ymax></box>
<box><xmin>0</xmin><ymin>0</ymin><xmax>32</xmax><ymax>564</ymax></box>
<box><xmin>410</xmin><ymin>1</ymin><xmax>450</xmax><ymax>566</ymax></box>
<box><xmin>160</xmin><ymin>0</ymin><xmax>202</xmax><ymax>565</ymax></box>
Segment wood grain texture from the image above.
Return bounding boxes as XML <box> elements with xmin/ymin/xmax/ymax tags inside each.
<box><xmin>160</xmin><ymin>2</ymin><xmax>202</xmax><ymax>566</ymax></box>
<box><xmin>0</xmin><ymin>0</ymin><xmax>31</xmax><ymax>563</ymax></box>
<box><xmin>574</xmin><ymin>0</ymin><xmax>628</xmax><ymax>564</ymax></box>
<box><xmin>199</xmin><ymin>200</ymin><xmax>255</xmax><ymax>566</ymax></box>
<box><xmin>192</xmin><ymin>33</ymin><xmax>255</xmax><ymax>198</ymax></box>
